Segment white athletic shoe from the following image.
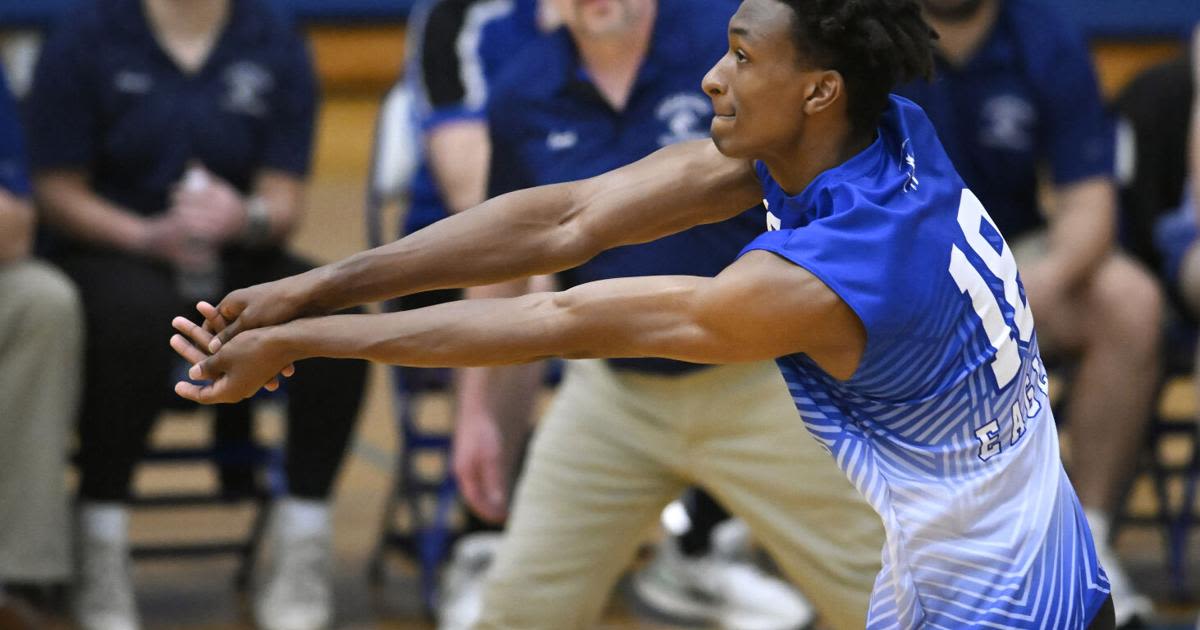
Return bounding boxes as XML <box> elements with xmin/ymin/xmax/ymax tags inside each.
<box><xmin>254</xmin><ymin>498</ymin><xmax>334</xmax><ymax>630</ymax></box>
<box><xmin>436</xmin><ymin>532</ymin><xmax>502</xmax><ymax>630</ymax></box>
<box><xmin>631</xmin><ymin>522</ymin><xmax>815</xmax><ymax>630</ymax></box>
<box><xmin>75</xmin><ymin>503</ymin><xmax>140</xmax><ymax>630</ymax></box>
<box><xmin>1087</xmin><ymin>511</ymin><xmax>1152</xmax><ymax>629</ymax></box>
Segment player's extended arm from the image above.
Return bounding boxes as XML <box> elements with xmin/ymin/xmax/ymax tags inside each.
<box><xmin>172</xmin><ymin>250</ymin><xmax>866</xmax><ymax>404</ymax></box>
<box><xmin>204</xmin><ymin>139</ymin><xmax>761</xmax><ymax>348</ymax></box>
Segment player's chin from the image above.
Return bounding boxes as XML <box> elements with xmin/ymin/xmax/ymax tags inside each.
<box><xmin>705</xmin><ymin>121</ymin><xmax>744</xmax><ymax>157</ymax></box>
<box><xmin>709</xmin><ymin>120</ymin><xmax>745</xmax><ymax>158</ymax></box>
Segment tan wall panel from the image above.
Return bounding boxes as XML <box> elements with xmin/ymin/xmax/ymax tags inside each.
<box><xmin>307</xmin><ymin>24</ymin><xmax>406</xmax><ymax>93</ymax></box>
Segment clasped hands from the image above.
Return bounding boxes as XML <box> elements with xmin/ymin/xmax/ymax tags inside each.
<box><xmin>169</xmin><ymin>279</ymin><xmax>306</xmax><ymax>404</ymax></box>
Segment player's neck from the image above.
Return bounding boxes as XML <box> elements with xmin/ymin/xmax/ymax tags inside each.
<box><xmin>924</xmin><ymin>0</ymin><xmax>999</xmax><ymax>68</ymax></box>
<box><xmin>143</xmin><ymin>0</ymin><xmax>230</xmax><ymax>73</ymax></box>
<box><xmin>571</xmin><ymin>5</ymin><xmax>656</xmax><ymax>111</ymax></box>
<box><xmin>763</xmin><ymin>122</ymin><xmax>872</xmax><ymax>197</ymax></box>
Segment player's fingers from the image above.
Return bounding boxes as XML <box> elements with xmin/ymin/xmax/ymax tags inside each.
<box><xmin>264</xmin><ymin>378</ymin><xmax>280</xmax><ymax>392</ymax></box>
<box><xmin>282</xmin><ymin>363</ymin><xmax>296</xmax><ymax>378</ymax></box>
<box><xmin>197</xmin><ymin>301</ymin><xmax>227</xmax><ymax>332</ymax></box>
<box><xmin>170</xmin><ymin>333</ymin><xmax>209</xmax><ymax>365</ymax></box>
<box><xmin>481</xmin><ymin>456</ymin><xmax>508</xmax><ymax>522</ymax></box>
<box><xmin>212</xmin><ymin>320</ymin><xmax>241</xmax><ymax>352</ymax></box>
<box><xmin>175</xmin><ymin>380</ymin><xmax>223</xmax><ymax>404</ymax></box>
<box><xmin>172</xmin><ymin>316</ymin><xmax>215</xmax><ymax>350</ymax></box>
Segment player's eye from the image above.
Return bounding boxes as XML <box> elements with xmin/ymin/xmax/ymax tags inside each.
<box><xmin>734</xmin><ymin>49</ymin><xmax>748</xmax><ymax>63</ymax></box>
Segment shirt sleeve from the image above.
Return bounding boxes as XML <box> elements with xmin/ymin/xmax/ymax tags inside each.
<box><xmin>485</xmin><ymin>89</ymin><xmax>533</xmax><ymax>198</ymax></box>
<box><xmin>24</xmin><ymin>14</ymin><xmax>98</xmax><ymax>174</ymax></box>
<box><xmin>0</xmin><ymin>67</ymin><xmax>30</xmax><ymax>196</ymax></box>
<box><xmin>261</xmin><ymin>28</ymin><xmax>317</xmax><ymax>177</ymax></box>
<box><xmin>414</xmin><ymin>0</ymin><xmax>489</xmax><ymax>132</ymax></box>
<box><xmin>1035</xmin><ymin>15</ymin><xmax>1114</xmax><ymax>185</ymax></box>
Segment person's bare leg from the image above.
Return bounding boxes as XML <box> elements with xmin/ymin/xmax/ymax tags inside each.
<box><xmin>1057</xmin><ymin>256</ymin><xmax>1162</xmax><ymax>516</ymax></box>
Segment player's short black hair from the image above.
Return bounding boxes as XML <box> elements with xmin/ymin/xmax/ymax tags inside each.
<box><xmin>777</xmin><ymin>0</ymin><xmax>937</xmax><ymax>133</ymax></box>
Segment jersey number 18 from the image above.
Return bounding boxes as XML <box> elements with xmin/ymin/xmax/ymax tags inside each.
<box><xmin>947</xmin><ymin>189</ymin><xmax>1033</xmax><ymax>391</ymax></box>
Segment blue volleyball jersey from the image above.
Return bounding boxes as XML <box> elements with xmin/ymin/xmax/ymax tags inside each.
<box><xmin>740</xmin><ymin>95</ymin><xmax>1110</xmax><ymax>628</ymax></box>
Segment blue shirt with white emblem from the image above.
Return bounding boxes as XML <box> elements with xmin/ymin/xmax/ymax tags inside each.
<box><xmin>895</xmin><ymin>0</ymin><xmax>1114</xmax><ymax>241</ymax></box>
<box><xmin>741</xmin><ymin>95</ymin><xmax>1110</xmax><ymax>628</ymax></box>
<box><xmin>487</xmin><ymin>0</ymin><xmax>758</xmax><ymax>374</ymax></box>
<box><xmin>26</xmin><ymin>0</ymin><xmax>315</xmax><ymax>224</ymax></box>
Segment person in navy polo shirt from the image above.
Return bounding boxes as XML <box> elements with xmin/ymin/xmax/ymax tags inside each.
<box><xmin>24</xmin><ymin>2</ymin><xmax>367</xmax><ymax>629</ymax></box>
<box><xmin>895</xmin><ymin>1</ymin><xmax>1163</xmax><ymax>626</ymax></box>
<box><xmin>450</xmin><ymin>1</ymin><xmax>881</xmax><ymax>628</ymax></box>
<box><xmin>0</xmin><ymin>65</ymin><xmax>82</xmax><ymax>629</ymax></box>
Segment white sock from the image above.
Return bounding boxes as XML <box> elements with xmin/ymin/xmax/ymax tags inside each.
<box><xmin>276</xmin><ymin>497</ymin><xmax>330</xmax><ymax>541</ymax></box>
<box><xmin>80</xmin><ymin>502</ymin><xmax>129</xmax><ymax>542</ymax></box>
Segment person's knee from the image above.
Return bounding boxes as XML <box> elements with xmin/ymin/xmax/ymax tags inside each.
<box><xmin>1088</xmin><ymin>258</ymin><xmax>1163</xmax><ymax>360</ymax></box>
<box><xmin>12</xmin><ymin>261</ymin><xmax>83</xmax><ymax>336</ymax></box>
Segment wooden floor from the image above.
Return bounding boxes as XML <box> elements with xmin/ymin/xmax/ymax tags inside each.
<box><xmin>27</xmin><ymin>94</ymin><xmax>1200</xmax><ymax>629</ymax></box>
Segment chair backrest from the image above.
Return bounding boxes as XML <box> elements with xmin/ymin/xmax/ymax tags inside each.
<box><xmin>365</xmin><ymin>80</ymin><xmax>421</xmax><ymax>249</ymax></box>
<box><xmin>1114</xmin><ymin>54</ymin><xmax>1194</xmax><ymax>270</ymax></box>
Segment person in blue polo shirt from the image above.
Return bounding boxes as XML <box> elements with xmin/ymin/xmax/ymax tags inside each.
<box><xmin>0</xmin><ymin>64</ymin><xmax>82</xmax><ymax>629</ymax></box>
<box><xmin>450</xmin><ymin>0</ymin><xmax>882</xmax><ymax>628</ymax></box>
<box><xmin>895</xmin><ymin>2</ymin><xmax>1163</xmax><ymax>626</ymax></box>
<box><xmin>24</xmin><ymin>2</ymin><xmax>367</xmax><ymax>629</ymax></box>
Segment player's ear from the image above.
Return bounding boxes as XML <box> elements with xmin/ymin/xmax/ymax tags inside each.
<box><xmin>801</xmin><ymin>70</ymin><xmax>843</xmax><ymax>116</ymax></box>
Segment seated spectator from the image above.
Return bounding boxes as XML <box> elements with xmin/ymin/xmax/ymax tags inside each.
<box><xmin>897</xmin><ymin>1</ymin><xmax>1164</xmax><ymax>627</ymax></box>
<box><xmin>0</xmin><ymin>63</ymin><xmax>81</xmax><ymax>630</ymax></box>
<box><xmin>24</xmin><ymin>1</ymin><xmax>367</xmax><ymax>629</ymax></box>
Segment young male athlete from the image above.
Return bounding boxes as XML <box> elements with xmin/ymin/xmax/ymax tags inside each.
<box><xmin>169</xmin><ymin>0</ymin><xmax>1117</xmax><ymax>626</ymax></box>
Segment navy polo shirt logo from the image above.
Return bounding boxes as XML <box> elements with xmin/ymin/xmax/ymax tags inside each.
<box><xmin>656</xmin><ymin>93</ymin><xmax>711</xmax><ymax>146</ymax></box>
<box><xmin>979</xmin><ymin>93</ymin><xmax>1036</xmax><ymax>152</ymax></box>
<box><xmin>546</xmin><ymin>130</ymin><xmax>578</xmax><ymax>151</ymax></box>
<box><xmin>222</xmin><ymin>61</ymin><xmax>274</xmax><ymax>117</ymax></box>
<box><xmin>114</xmin><ymin>70</ymin><xmax>152</xmax><ymax>95</ymax></box>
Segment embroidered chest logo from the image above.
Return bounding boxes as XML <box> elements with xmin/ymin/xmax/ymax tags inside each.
<box><xmin>655</xmin><ymin>93</ymin><xmax>711</xmax><ymax>146</ymax></box>
<box><xmin>979</xmin><ymin>94</ymin><xmax>1036</xmax><ymax>152</ymax></box>
<box><xmin>900</xmin><ymin>138</ymin><xmax>919</xmax><ymax>192</ymax></box>
<box><xmin>113</xmin><ymin>69</ymin><xmax>153</xmax><ymax>95</ymax></box>
<box><xmin>546</xmin><ymin>130</ymin><xmax>578</xmax><ymax>151</ymax></box>
<box><xmin>222</xmin><ymin>61</ymin><xmax>274</xmax><ymax>117</ymax></box>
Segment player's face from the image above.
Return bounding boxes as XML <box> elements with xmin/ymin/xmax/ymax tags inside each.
<box><xmin>553</xmin><ymin>0</ymin><xmax>647</xmax><ymax>38</ymax></box>
<box><xmin>702</xmin><ymin>0</ymin><xmax>814</xmax><ymax>160</ymax></box>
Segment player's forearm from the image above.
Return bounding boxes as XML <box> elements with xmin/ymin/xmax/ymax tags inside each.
<box><xmin>275</xmin><ymin>275</ymin><xmax>731</xmax><ymax>368</ymax></box>
<box><xmin>306</xmin><ymin>183</ymin><xmax>591</xmax><ymax>313</ymax></box>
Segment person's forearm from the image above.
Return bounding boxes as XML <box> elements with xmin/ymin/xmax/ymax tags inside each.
<box><xmin>297</xmin><ymin>140</ymin><xmax>757</xmax><ymax>314</ymax></box>
<box><xmin>1045</xmin><ymin>178</ymin><xmax>1116</xmax><ymax>289</ymax></box>
<box><xmin>34</xmin><ymin>172</ymin><xmax>149</xmax><ymax>252</ymax></box>
<box><xmin>253</xmin><ymin>170</ymin><xmax>306</xmax><ymax>243</ymax></box>
<box><xmin>275</xmin><ymin>275</ymin><xmax>727</xmax><ymax>368</ymax></box>
<box><xmin>308</xmin><ymin>182</ymin><xmax>592</xmax><ymax>312</ymax></box>
<box><xmin>0</xmin><ymin>195</ymin><xmax>35</xmax><ymax>262</ymax></box>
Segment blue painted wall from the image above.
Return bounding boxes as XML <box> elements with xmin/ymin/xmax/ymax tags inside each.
<box><xmin>0</xmin><ymin>0</ymin><xmax>1196</xmax><ymax>37</ymax></box>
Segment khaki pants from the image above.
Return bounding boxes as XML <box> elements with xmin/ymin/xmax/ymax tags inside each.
<box><xmin>0</xmin><ymin>260</ymin><xmax>81</xmax><ymax>581</ymax></box>
<box><xmin>477</xmin><ymin>360</ymin><xmax>883</xmax><ymax>630</ymax></box>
